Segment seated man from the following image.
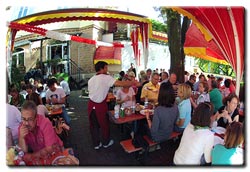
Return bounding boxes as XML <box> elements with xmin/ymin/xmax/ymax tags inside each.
<box><xmin>18</xmin><ymin>100</ymin><xmax>63</xmax><ymax>162</ymax></box>
<box><xmin>46</xmin><ymin>78</ymin><xmax>71</xmax><ymax>124</ymax></box>
<box><xmin>140</xmin><ymin>72</ymin><xmax>160</xmax><ymax>106</ymax></box>
<box><xmin>7</xmin><ymin>103</ymin><xmax>22</xmax><ymax>144</ymax></box>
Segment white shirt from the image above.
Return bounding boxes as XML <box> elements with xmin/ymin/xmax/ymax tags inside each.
<box><xmin>174</xmin><ymin>123</ymin><xmax>214</xmax><ymax>165</ymax></box>
<box><xmin>116</xmin><ymin>87</ymin><xmax>135</xmax><ymax>108</ymax></box>
<box><xmin>37</xmin><ymin>104</ymin><xmax>49</xmax><ymax>116</ymax></box>
<box><xmin>60</xmin><ymin>80</ymin><xmax>71</xmax><ymax>95</ymax></box>
<box><xmin>6</xmin><ymin>104</ymin><xmax>22</xmax><ymax>141</ymax></box>
<box><xmin>88</xmin><ymin>74</ymin><xmax>116</xmax><ymax>103</ymax></box>
<box><xmin>197</xmin><ymin>93</ymin><xmax>210</xmax><ymax>105</ymax></box>
<box><xmin>46</xmin><ymin>87</ymin><xmax>66</xmax><ymax>104</ymax></box>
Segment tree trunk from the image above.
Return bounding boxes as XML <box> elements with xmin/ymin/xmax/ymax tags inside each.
<box><xmin>166</xmin><ymin>10</ymin><xmax>182</xmax><ymax>83</ymax></box>
<box><xmin>159</xmin><ymin>8</ymin><xmax>190</xmax><ymax>83</ymax></box>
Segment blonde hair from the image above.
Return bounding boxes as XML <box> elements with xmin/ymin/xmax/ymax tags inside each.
<box><xmin>128</xmin><ymin>71</ymin><xmax>135</xmax><ymax>77</ymax></box>
<box><xmin>224</xmin><ymin>122</ymin><xmax>244</xmax><ymax>148</ymax></box>
<box><xmin>178</xmin><ymin>83</ymin><xmax>191</xmax><ymax>101</ymax></box>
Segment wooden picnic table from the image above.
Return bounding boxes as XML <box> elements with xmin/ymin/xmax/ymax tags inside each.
<box><xmin>109</xmin><ymin>110</ymin><xmax>146</xmax><ymax>124</ymax></box>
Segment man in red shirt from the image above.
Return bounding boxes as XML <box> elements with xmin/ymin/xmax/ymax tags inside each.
<box><xmin>18</xmin><ymin>100</ymin><xmax>63</xmax><ymax>161</ymax></box>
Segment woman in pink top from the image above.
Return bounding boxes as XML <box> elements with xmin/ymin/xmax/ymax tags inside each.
<box><xmin>18</xmin><ymin>101</ymin><xmax>63</xmax><ymax>162</ymax></box>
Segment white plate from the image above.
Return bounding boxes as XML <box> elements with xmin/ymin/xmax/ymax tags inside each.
<box><xmin>140</xmin><ymin>109</ymin><xmax>154</xmax><ymax>115</ymax></box>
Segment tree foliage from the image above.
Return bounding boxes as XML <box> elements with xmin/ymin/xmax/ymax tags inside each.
<box><xmin>196</xmin><ymin>58</ymin><xmax>235</xmax><ymax>77</ymax></box>
<box><xmin>150</xmin><ymin>19</ymin><xmax>167</xmax><ymax>32</ymax></box>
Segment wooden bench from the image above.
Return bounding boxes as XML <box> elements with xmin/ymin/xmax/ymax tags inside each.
<box><xmin>120</xmin><ymin>131</ymin><xmax>182</xmax><ymax>154</ymax></box>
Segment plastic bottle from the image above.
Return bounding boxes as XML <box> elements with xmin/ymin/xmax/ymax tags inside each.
<box><xmin>114</xmin><ymin>103</ymin><xmax>120</xmax><ymax>119</ymax></box>
<box><xmin>144</xmin><ymin>96</ymin><xmax>148</xmax><ymax>109</ymax></box>
<box><xmin>120</xmin><ymin>103</ymin><xmax>125</xmax><ymax>118</ymax></box>
<box><xmin>131</xmin><ymin>101</ymin><xmax>135</xmax><ymax>113</ymax></box>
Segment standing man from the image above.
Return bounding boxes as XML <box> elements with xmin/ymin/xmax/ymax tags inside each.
<box><xmin>88</xmin><ymin>61</ymin><xmax>139</xmax><ymax>150</ymax></box>
<box><xmin>129</xmin><ymin>63</ymin><xmax>136</xmax><ymax>77</ymax></box>
<box><xmin>59</xmin><ymin>77</ymin><xmax>71</xmax><ymax>108</ymax></box>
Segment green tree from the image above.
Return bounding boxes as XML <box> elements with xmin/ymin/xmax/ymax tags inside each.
<box><xmin>196</xmin><ymin>58</ymin><xmax>235</xmax><ymax>77</ymax></box>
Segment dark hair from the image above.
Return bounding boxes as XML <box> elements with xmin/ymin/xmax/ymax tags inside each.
<box><xmin>224</xmin><ymin>122</ymin><xmax>244</xmax><ymax>148</ymax></box>
<box><xmin>191</xmin><ymin>102</ymin><xmax>214</xmax><ymax>127</ymax></box>
<box><xmin>95</xmin><ymin>61</ymin><xmax>108</xmax><ymax>72</ymax></box>
<box><xmin>189</xmin><ymin>74</ymin><xmax>195</xmax><ymax>80</ymax></box>
<box><xmin>222</xmin><ymin>93</ymin><xmax>239</xmax><ymax>105</ymax></box>
<box><xmin>199</xmin><ymin>74</ymin><xmax>205</xmax><ymax>79</ymax></box>
<box><xmin>25</xmin><ymin>83</ymin><xmax>33</xmax><ymax>90</ymax></box>
<box><xmin>157</xmin><ymin>82</ymin><xmax>175</xmax><ymax>107</ymax></box>
<box><xmin>161</xmin><ymin>71</ymin><xmax>169</xmax><ymax>78</ymax></box>
<box><xmin>47</xmin><ymin>78</ymin><xmax>58</xmax><ymax>87</ymax></box>
<box><xmin>211</xmin><ymin>80</ymin><xmax>218</xmax><ymax>89</ymax></box>
<box><xmin>224</xmin><ymin>79</ymin><xmax>232</xmax><ymax>88</ymax></box>
<box><xmin>27</xmin><ymin>93</ymin><xmax>41</xmax><ymax>106</ymax></box>
<box><xmin>119</xmin><ymin>71</ymin><xmax>125</xmax><ymax>77</ymax></box>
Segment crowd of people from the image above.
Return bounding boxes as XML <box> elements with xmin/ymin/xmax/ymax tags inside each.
<box><xmin>6</xmin><ymin>75</ymin><xmax>72</xmax><ymax>164</ymax></box>
<box><xmin>6</xmin><ymin>61</ymin><xmax>244</xmax><ymax>166</ymax></box>
<box><xmin>104</xmin><ymin>62</ymin><xmax>244</xmax><ymax>165</ymax></box>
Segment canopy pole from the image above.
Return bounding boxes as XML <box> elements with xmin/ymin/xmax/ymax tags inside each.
<box><xmin>228</xmin><ymin>8</ymin><xmax>242</xmax><ymax>96</ymax></box>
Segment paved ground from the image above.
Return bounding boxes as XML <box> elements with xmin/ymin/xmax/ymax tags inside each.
<box><xmin>65</xmin><ymin>90</ymin><xmax>181</xmax><ymax>166</ymax></box>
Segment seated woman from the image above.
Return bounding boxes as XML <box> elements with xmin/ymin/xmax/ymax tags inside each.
<box><xmin>28</xmin><ymin>92</ymin><xmax>48</xmax><ymax>116</ymax></box>
<box><xmin>212</xmin><ymin>93</ymin><xmax>240</xmax><ymax>129</ymax></box>
<box><xmin>18</xmin><ymin>101</ymin><xmax>63</xmax><ymax>163</ymax></box>
<box><xmin>145</xmin><ymin>82</ymin><xmax>179</xmax><ymax>143</ymax></box>
<box><xmin>116</xmin><ymin>78</ymin><xmax>136</xmax><ymax>108</ymax></box>
<box><xmin>190</xmin><ymin>81</ymin><xmax>210</xmax><ymax>109</ymax></box>
<box><xmin>173</xmin><ymin>102</ymin><xmax>214</xmax><ymax>165</ymax></box>
<box><xmin>174</xmin><ymin>84</ymin><xmax>192</xmax><ymax>133</ymax></box>
<box><xmin>212</xmin><ymin>121</ymin><xmax>244</xmax><ymax>165</ymax></box>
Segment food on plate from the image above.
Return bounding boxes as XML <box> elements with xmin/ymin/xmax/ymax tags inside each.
<box><xmin>140</xmin><ymin>109</ymin><xmax>154</xmax><ymax>115</ymax></box>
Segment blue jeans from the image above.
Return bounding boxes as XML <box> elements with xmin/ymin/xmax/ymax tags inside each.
<box><xmin>62</xmin><ymin>106</ymin><xmax>71</xmax><ymax>124</ymax></box>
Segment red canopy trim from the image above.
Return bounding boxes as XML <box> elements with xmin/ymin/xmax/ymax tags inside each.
<box><xmin>93</xmin><ymin>45</ymin><xmax>122</xmax><ymax>65</ymax></box>
<box><xmin>173</xmin><ymin>6</ymin><xmax>244</xmax><ymax>95</ymax></box>
<box><xmin>8</xmin><ymin>22</ymin><xmax>125</xmax><ymax>48</ymax></box>
<box><xmin>151</xmin><ymin>31</ymin><xmax>168</xmax><ymax>42</ymax></box>
<box><xmin>184</xmin><ymin>23</ymin><xmax>228</xmax><ymax>65</ymax></box>
<box><xmin>172</xmin><ymin>7</ymin><xmax>213</xmax><ymax>41</ymax></box>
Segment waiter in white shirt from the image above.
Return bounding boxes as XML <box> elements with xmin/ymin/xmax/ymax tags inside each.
<box><xmin>88</xmin><ymin>61</ymin><xmax>139</xmax><ymax>150</ymax></box>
